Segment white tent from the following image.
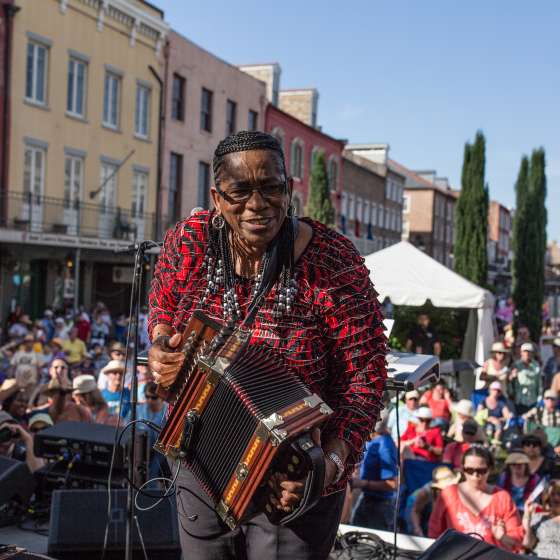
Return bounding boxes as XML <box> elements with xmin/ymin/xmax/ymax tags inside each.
<box><xmin>364</xmin><ymin>241</ymin><xmax>495</xmax><ymax>376</ymax></box>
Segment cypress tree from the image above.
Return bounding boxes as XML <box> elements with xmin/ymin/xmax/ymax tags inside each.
<box><xmin>306</xmin><ymin>151</ymin><xmax>335</xmax><ymax>227</ymax></box>
<box><xmin>454</xmin><ymin>131</ymin><xmax>489</xmax><ymax>286</ymax></box>
<box><xmin>512</xmin><ymin>156</ymin><xmax>530</xmax><ymax>331</ymax></box>
<box><xmin>515</xmin><ymin>148</ymin><xmax>547</xmax><ymax>340</ymax></box>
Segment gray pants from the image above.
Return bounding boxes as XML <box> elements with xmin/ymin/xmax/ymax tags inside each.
<box><xmin>174</xmin><ymin>467</ymin><xmax>344</xmax><ymax>560</ymax></box>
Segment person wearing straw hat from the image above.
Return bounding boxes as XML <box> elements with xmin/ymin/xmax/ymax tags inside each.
<box><xmin>543</xmin><ymin>337</ymin><xmax>560</xmax><ymax>390</ymax></box>
<box><xmin>447</xmin><ymin>399</ymin><xmax>486</xmax><ymax>443</ymax></box>
<box><xmin>480</xmin><ymin>341</ymin><xmax>511</xmax><ymax>393</ymax></box>
<box><xmin>405</xmin><ymin>466</ymin><xmax>461</xmax><ymax>537</ymax></box>
<box><xmin>72</xmin><ymin>374</ymin><xmax>118</xmax><ymax>425</ymax></box>
<box><xmin>496</xmin><ymin>451</ymin><xmax>539</xmax><ymax>512</ymax></box>
<box><xmin>99</xmin><ymin>360</ymin><xmax>130</xmax><ymax>419</ymax></box>
<box><xmin>510</xmin><ymin>342</ymin><xmax>542</xmax><ymax>415</ymax></box>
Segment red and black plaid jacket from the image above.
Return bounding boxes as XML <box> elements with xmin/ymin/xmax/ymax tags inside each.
<box><xmin>148</xmin><ymin>211</ymin><xmax>387</xmax><ymax>491</ymax></box>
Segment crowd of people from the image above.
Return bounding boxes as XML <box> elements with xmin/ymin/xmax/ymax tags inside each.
<box><xmin>2</xmin><ymin>301</ymin><xmax>560</xmax><ymax>556</ymax></box>
<box><xmin>345</xmin><ymin>312</ymin><xmax>560</xmax><ymax>557</ymax></box>
<box><xmin>0</xmin><ymin>302</ymin><xmax>164</xmax><ymax>479</ymax></box>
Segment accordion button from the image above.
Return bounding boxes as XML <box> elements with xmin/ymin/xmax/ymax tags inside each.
<box><xmin>292</xmin><ymin>455</ymin><xmax>300</xmax><ymax>465</ymax></box>
<box><xmin>287</xmin><ymin>464</ymin><xmax>294</xmax><ymax>473</ymax></box>
<box><xmin>265</xmin><ymin>504</ymin><xmax>272</xmax><ymax>513</ymax></box>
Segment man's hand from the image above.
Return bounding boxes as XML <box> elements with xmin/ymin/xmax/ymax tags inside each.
<box><xmin>491</xmin><ymin>519</ymin><xmax>506</xmax><ymax>543</ymax></box>
<box><xmin>149</xmin><ymin>333</ymin><xmax>185</xmax><ymax>388</ymax></box>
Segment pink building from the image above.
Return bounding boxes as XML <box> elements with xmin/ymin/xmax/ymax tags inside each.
<box><xmin>161</xmin><ymin>31</ymin><xmax>267</xmax><ymax>231</ymax></box>
<box><xmin>265</xmin><ymin>104</ymin><xmax>344</xmax><ymax>217</ymax></box>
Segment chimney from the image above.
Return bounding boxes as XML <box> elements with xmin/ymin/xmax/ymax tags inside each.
<box><xmin>238</xmin><ymin>63</ymin><xmax>281</xmax><ymax>106</ymax></box>
<box><xmin>278</xmin><ymin>89</ymin><xmax>319</xmax><ymax>127</ymax></box>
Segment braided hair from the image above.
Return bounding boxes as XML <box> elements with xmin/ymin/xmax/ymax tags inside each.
<box><xmin>212</xmin><ymin>130</ymin><xmax>287</xmax><ymax>184</ymax></box>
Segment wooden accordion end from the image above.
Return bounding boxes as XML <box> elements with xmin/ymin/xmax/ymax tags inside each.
<box><xmin>154</xmin><ymin>311</ymin><xmax>333</xmax><ymax>530</ymax></box>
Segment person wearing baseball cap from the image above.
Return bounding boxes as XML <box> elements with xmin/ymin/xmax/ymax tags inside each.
<box><xmin>510</xmin><ymin>342</ymin><xmax>542</xmax><ymax>415</ymax></box>
<box><xmin>476</xmin><ymin>381</ymin><xmax>512</xmax><ymax>443</ymax></box>
<box><xmin>386</xmin><ymin>389</ymin><xmax>420</xmax><ymax>442</ymax></box>
<box><xmin>523</xmin><ymin>390</ymin><xmax>560</xmax><ymax>446</ymax></box>
<box><xmin>0</xmin><ymin>410</ymin><xmax>45</xmax><ymax>472</ymax></box>
<box><xmin>401</xmin><ymin>407</ymin><xmax>444</xmax><ymax>462</ymax></box>
<box><xmin>97</xmin><ymin>342</ymin><xmax>127</xmax><ymax>391</ymax></box>
<box><xmin>443</xmin><ymin>418</ymin><xmax>485</xmax><ymax>468</ymax></box>
<box><xmin>543</xmin><ymin>337</ymin><xmax>560</xmax><ymax>390</ymax></box>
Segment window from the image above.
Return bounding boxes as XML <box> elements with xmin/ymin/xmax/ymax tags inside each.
<box><xmin>132</xmin><ymin>170</ymin><xmax>148</xmax><ymax>218</ymax></box>
<box><xmin>103</xmin><ymin>72</ymin><xmax>121</xmax><ymax>128</ymax></box>
<box><xmin>168</xmin><ymin>153</ymin><xmax>183</xmax><ymax>224</ymax></box>
<box><xmin>64</xmin><ymin>155</ymin><xmax>83</xmax><ymax>209</ymax></box>
<box><xmin>200</xmin><ymin>88</ymin><xmax>213</xmax><ymax>132</ymax></box>
<box><xmin>291</xmin><ymin>139</ymin><xmax>304</xmax><ymax>179</ymax></box>
<box><xmin>99</xmin><ymin>162</ymin><xmax>117</xmax><ymax>214</ymax></box>
<box><xmin>26</xmin><ymin>41</ymin><xmax>48</xmax><ymax>104</ymax></box>
<box><xmin>226</xmin><ymin>99</ymin><xmax>237</xmax><ymax>136</ymax></box>
<box><xmin>135</xmin><ymin>83</ymin><xmax>151</xmax><ymax>138</ymax></box>
<box><xmin>171</xmin><ymin>74</ymin><xmax>185</xmax><ymax>121</ymax></box>
<box><xmin>248</xmin><ymin>110</ymin><xmax>258</xmax><ymax>131</ymax></box>
<box><xmin>403</xmin><ymin>194</ymin><xmax>410</xmax><ymax>213</ymax></box>
<box><xmin>67</xmin><ymin>58</ymin><xmax>87</xmax><ymax>117</ymax></box>
<box><xmin>23</xmin><ymin>146</ymin><xmax>46</xmax><ymax>202</ymax></box>
<box><xmin>328</xmin><ymin>157</ymin><xmax>338</xmax><ymax>192</ymax></box>
<box><xmin>197</xmin><ymin>161</ymin><xmax>210</xmax><ymax>208</ymax></box>
<box><xmin>371</xmin><ymin>202</ymin><xmax>377</xmax><ymax>226</ymax></box>
<box><xmin>271</xmin><ymin>127</ymin><xmax>285</xmax><ymax>154</ymax></box>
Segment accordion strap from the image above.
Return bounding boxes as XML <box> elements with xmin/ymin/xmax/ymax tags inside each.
<box><xmin>279</xmin><ymin>432</ymin><xmax>326</xmax><ymax>525</ymax></box>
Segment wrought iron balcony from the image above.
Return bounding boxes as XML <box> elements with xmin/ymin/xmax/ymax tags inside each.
<box><xmin>0</xmin><ymin>190</ymin><xmax>156</xmax><ymax>242</ymax></box>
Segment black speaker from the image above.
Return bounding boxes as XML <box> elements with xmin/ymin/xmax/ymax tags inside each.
<box><xmin>0</xmin><ymin>456</ymin><xmax>36</xmax><ymax>527</ymax></box>
<box><xmin>418</xmin><ymin>530</ymin><xmax>532</xmax><ymax>559</ymax></box>
<box><xmin>47</xmin><ymin>489</ymin><xmax>181</xmax><ymax>560</ymax></box>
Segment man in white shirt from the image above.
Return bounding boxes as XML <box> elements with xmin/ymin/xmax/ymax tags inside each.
<box><xmin>387</xmin><ymin>390</ymin><xmax>420</xmax><ymax>442</ymax></box>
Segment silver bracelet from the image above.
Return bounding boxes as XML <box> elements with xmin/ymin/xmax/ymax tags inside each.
<box><xmin>326</xmin><ymin>451</ymin><xmax>345</xmax><ymax>484</ymax></box>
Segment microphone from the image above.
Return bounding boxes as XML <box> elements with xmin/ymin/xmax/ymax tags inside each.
<box><xmin>113</xmin><ymin>240</ymin><xmax>163</xmax><ymax>254</ymax></box>
<box><xmin>190</xmin><ymin>207</ymin><xmax>204</xmax><ymax>216</ymax></box>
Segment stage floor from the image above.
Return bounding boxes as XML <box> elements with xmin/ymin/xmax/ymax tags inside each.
<box><xmin>0</xmin><ymin>523</ymin><xmax>49</xmax><ymax>554</ymax></box>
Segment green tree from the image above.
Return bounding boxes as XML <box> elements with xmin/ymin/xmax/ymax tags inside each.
<box><xmin>454</xmin><ymin>131</ymin><xmax>489</xmax><ymax>286</ymax></box>
<box><xmin>305</xmin><ymin>151</ymin><xmax>334</xmax><ymax>227</ymax></box>
<box><xmin>514</xmin><ymin>149</ymin><xmax>547</xmax><ymax>340</ymax></box>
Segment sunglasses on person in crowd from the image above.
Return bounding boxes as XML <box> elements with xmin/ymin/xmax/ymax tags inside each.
<box><xmin>523</xmin><ymin>439</ymin><xmax>541</xmax><ymax>447</ymax></box>
<box><xmin>145</xmin><ymin>394</ymin><xmax>159</xmax><ymax>400</ymax></box>
<box><xmin>463</xmin><ymin>467</ymin><xmax>489</xmax><ymax>476</ymax></box>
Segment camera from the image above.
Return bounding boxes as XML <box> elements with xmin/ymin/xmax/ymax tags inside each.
<box><xmin>0</xmin><ymin>425</ymin><xmax>18</xmax><ymax>444</ymax></box>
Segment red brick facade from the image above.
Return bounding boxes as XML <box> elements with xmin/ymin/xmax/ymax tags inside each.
<box><xmin>265</xmin><ymin>104</ymin><xmax>344</xmax><ymax>217</ymax></box>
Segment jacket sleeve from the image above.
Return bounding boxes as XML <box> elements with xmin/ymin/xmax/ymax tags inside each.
<box><xmin>148</xmin><ymin>223</ymin><xmax>183</xmax><ymax>340</ymax></box>
<box><xmin>320</xmin><ymin>251</ymin><xmax>387</xmax><ymax>471</ymax></box>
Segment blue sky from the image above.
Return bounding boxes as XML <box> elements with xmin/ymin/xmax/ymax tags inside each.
<box><xmin>156</xmin><ymin>0</ymin><xmax>559</xmax><ymax>240</ymax></box>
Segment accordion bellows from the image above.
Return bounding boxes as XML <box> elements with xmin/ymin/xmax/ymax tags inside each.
<box><xmin>155</xmin><ymin>311</ymin><xmax>332</xmax><ymax>529</ymax></box>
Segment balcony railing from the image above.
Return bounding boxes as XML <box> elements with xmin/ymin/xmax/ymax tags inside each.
<box><xmin>0</xmin><ymin>191</ymin><xmax>156</xmax><ymax>241</ymax></box>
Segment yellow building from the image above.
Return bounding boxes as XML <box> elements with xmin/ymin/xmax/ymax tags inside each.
<box><xmin>0</xmin><ymin>0</ymin><xmax>168</xmax><ymax>316</ymax></box>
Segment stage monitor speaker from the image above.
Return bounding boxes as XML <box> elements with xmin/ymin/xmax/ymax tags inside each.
<box><xmin>47</xmin><ymin>489</ymin><xmax>181</xmax><ymax>560</ymax></box>
<box><xmin>0</xmin><ymin>456</ymin><xmax>36</xmax><ymax>527</ymax></box>
<box><xmin>418</xmin><ymin>529</ymin><xmax>532</xmax><ymax>559</ymax></box>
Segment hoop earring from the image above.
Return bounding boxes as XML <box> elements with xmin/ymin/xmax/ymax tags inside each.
<box><xmin>212</xmin><ymin>213</ymin><xmax>225</xmax><ymax>230</ymax></box>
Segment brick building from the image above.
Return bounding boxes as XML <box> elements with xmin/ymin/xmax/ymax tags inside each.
<box><xmin>389</xmin><ymin>160</ymin><xmax>457</xmax><ymax>268</ymax></box>
<box><xmin>341</xmin><ymin>146</ymin><xmax>404</xmax><ymax>255</ymax></box>
<box><xmin>161</xmin><ymin>32</ymin><xmax>267</xmax><ymax>230</ymax></box>
<box><xmin>266</xmin><ymin>103</ymin><xmax>344</xmax><ymax>218</ymax></box>
<box><xmin>487</xmin><ymin>200</ymin><xmax>512</xmax><ymax>294</ymax></box>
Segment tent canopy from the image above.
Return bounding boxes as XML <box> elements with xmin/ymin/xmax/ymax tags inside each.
<box><xmin>363</xmin><ymin>241</ymin><xmax>494</xmax><ymax>310</ymax></box>
<box><xmin>364</xmin><ymin>241</ymin><xmax>495</xmax><ymax>388</ymax></box>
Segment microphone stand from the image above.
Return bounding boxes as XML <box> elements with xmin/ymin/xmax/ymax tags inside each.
<box><xmin>120</xmin><ymin>240</ymin><xmax>160</xmax><ymax>560</ymax></box>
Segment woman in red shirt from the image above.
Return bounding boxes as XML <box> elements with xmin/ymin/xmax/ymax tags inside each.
<box><xmin>401</xmin><ymin>407</ymin><xmax>443</xmax><ymax>462</ymax></box>
<box><xmin>429</xmin><ymin>446</ymin><xmax>524</xmax><ymax>551</ymax></box>
<box><xmin>420</xmin><ymin>379</ymin><xmax>452</xmax><ymax>430</ymax></box>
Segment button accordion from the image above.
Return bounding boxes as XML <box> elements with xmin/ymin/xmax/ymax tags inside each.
<box><xmin>154</xmin><ymin>311</ymin><xmax>333</xmax><ymax>530</ymax></box>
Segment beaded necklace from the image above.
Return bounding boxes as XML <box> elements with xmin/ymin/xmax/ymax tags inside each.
<box><xmin>199</xmin><ymin>214</ymin><xmax>298</xmax><ymax>326</ymax></box>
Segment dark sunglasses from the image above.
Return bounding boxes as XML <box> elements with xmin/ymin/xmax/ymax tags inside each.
<box><xmin>145</xmin><ymin>395</ymin><xmax>159</xmax><ymax>400</ymax></box>
<box><xmin>463</xmin><ymin>467</ymin><xmax>489</xmax><ymax>476</ymax></box>
<box><xmin>215</xmin><ymin>181</ymin><xmax>287</xmax><ymax>205</ymax></box>
<box><xmin>523</xmin><ymin>440</ymin><xmax>541</xmax><ymax>447</ymax></box>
